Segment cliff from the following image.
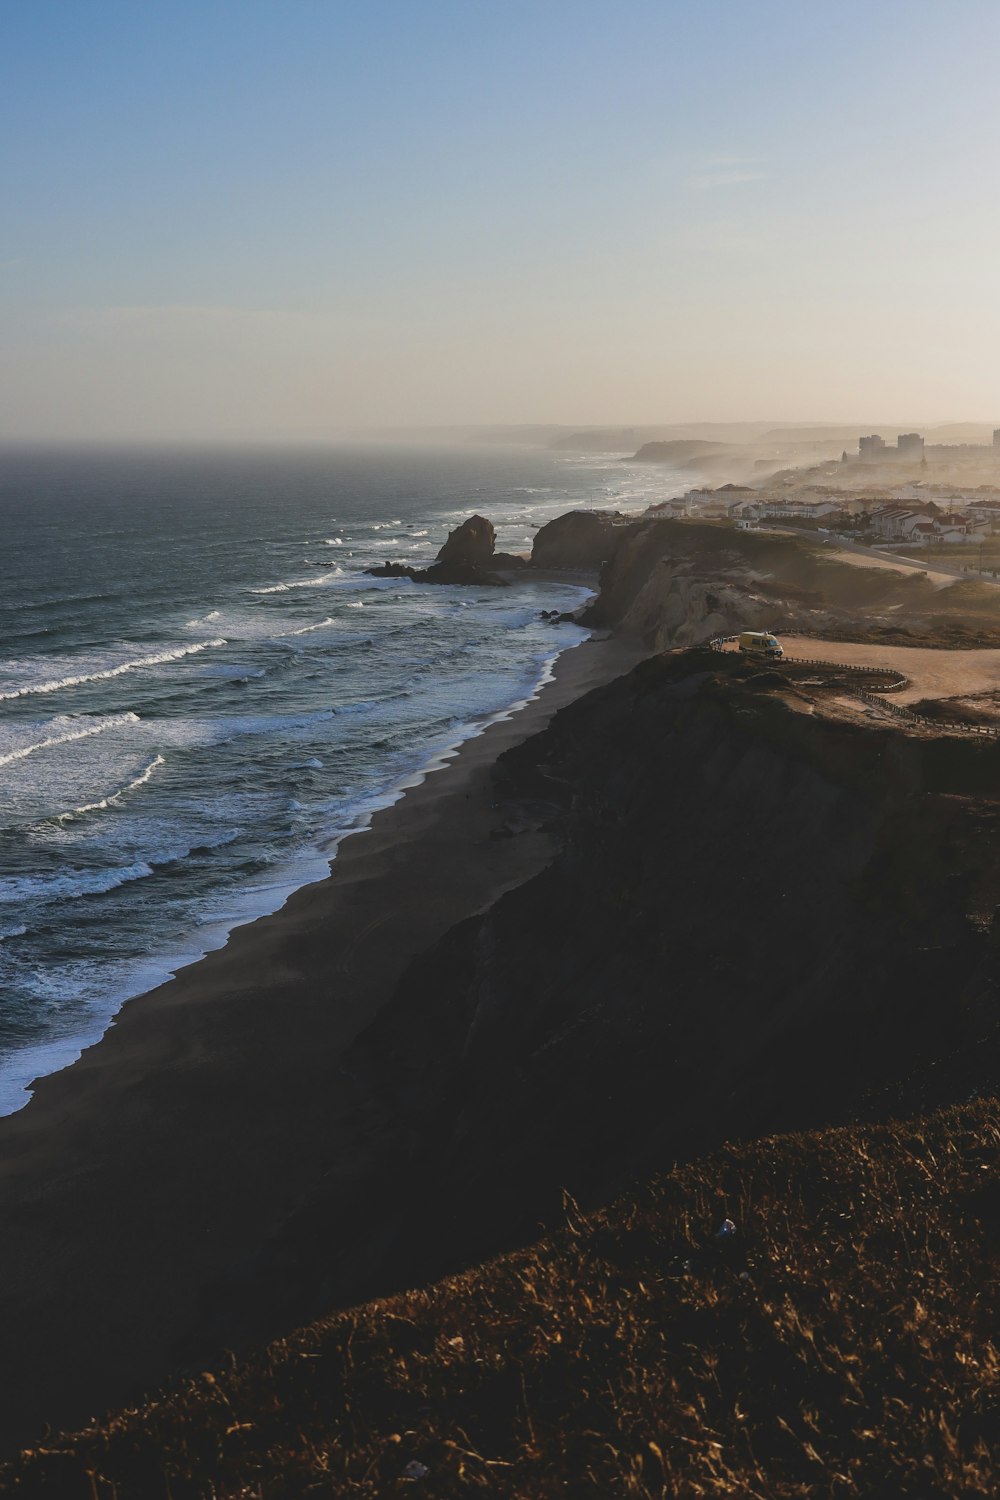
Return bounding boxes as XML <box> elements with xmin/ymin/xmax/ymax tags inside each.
<box><xmin>581</xmin><ymin>517</ymin><xmax>1000</xmax><ymax>648</ymax></box>
<box><xmin>630</xmin><ymin>438</ymin><xmax>729</xmax><ymax>463</ymax></box>
<box><xmin>190</xmin><ymin>650</ymin><xmax>1000</xmax><ymax>1357</ymax></box>
<box><xmin>10</xmin><ymin>650</ymin><xmax>1000</xmax><ymax>1495</ymax></box>
<box><xmin>8</xmin><ymin>515</ymin><xmax>1000</xmax><ymax>1491</ymax></box>
<box><xmin>529</xmin><ymin>509</ymin><xmax>625</xmax><ymax>570</ymax></box>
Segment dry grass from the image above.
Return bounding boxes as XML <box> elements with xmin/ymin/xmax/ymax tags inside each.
<box><xmin>4</xmin><ymin>1100</ymin><xmax>999</xmax><ymax>1497</ymax></box>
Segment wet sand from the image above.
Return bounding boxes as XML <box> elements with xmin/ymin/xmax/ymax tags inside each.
<box><xmin>0</xmin><ymin>630</ymin><xmax>645</xmax><ymax>1449</ymax></box>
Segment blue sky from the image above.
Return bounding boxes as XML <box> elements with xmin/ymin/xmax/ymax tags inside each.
<box><xmin>2</xmin><ymin>1</ymin><xmax>999</xmax><ymax>438</ymax></box>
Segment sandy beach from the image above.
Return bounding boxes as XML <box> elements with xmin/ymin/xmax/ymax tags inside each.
<box><xmin>0</xmin><ymin>629</ymin><xmax>645</xmax><ymax>1449</ymax></box>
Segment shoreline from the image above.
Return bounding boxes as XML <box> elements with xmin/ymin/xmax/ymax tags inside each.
<box><xmin>0</xmin><ymin>589</ymin><xmax>595</xmax><ymax>1119</ymax></box>
<box><xmin>0</xmin><ymin>624</ymin><xmax>646</xmax><ymax>1447</ymax></box>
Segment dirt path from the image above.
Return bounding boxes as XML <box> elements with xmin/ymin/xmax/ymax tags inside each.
<box><xmin>823</xmin><ymin>546</ymin><xmax>957</xmax><ymax>590</ymax></box>
<box><xmin>780</xmin><ymin>635</ymin><xmax>1000</xmax><ymax>705</ymax></box>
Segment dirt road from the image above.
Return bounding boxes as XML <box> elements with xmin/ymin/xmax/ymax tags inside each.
<box><xmin>780</xmin><ymin>635</ymin><xmax>1000</xmax><ymax>705</ymax></box>
<box><xmin>823</xmin><ymin>547</ymin><xmax>956</xmax><ymax>589</ymax></box>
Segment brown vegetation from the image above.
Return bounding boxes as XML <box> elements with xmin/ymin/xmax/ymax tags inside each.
<box><xmin>4</xmin><ymin>1100</ymin><xmax>998</xmax><ymax>1497</ymax></box>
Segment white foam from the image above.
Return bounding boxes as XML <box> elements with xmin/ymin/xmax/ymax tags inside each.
<box><xmin>0</xmin><ymin>641</ymin><xmax>226</xmax><ymax>702</ymax></box>
<box><xmin>250</xmin><ymin>569</ymin><xmax>345</xmax><ymax>595</ymax></box>
<box><xmin>0</xmin><ymin>825</ymin><xmax>241</xmax><ymax>905</ymax></box>
<box><xmin>54</xmin><ymin>754</ymin><xmax>164</xmax><ymax>822</ymax></box>
<box><xmin>0</xmin><ymin>712</ymin><xmax>139</xmax><ymax>768</ymax></box>
<box><xmin>0</xmin><ymin>570</ymin><xmax>597</xmax><ymax>1117</ymax></box>
<box><xmin>0</xmin><ymin>860</ymin><xmax>155</xmax><ymax>905</ymax></box>
<box><xmin>283</xmin><ymin>617</ymin><xmax>336</xmax><ymax>637</ymax></box>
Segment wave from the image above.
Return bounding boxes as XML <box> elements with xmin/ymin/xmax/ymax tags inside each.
<box><xmin>335</xmin><ymin>690</ymin><xmax>411</xmax><ymax>715</ymax></box>
<box><xmin>250</xmin><ymin>570</ymin><xmax>345</xmax><ymax>595</ymax></box>
<box><xmin>0</xmin><ymin>922</ymin><xmax>27</xmax><ymax>941</ymax></box>
<box><xmin>0</xmin><ymin>590</ymin><xmax>119</xmax><ymax>614</ymax></box>
<box><xmin>0</xmin><ymin>712</ymin><xmax>140</xmax><ymax>768</ymax></box>
<box><xmin>53</xmin><ymin>754</ymin><xmax>165</xmax><ymax>823</ymax></box>
<box><xmin>0</xmin><ymin>828</ymin><xmax>240</xmax><ymax>906</ymax></box>
<box><xmin>0</xmin><ymin>640</ymin><xmax>226</xmax><ymax>702</ymax></box>
<box><xmin>184</xmin><ymin>610</ymin><xmax>221</xmax><ymax>628</ymax></box>
<box><xmin>283</xmin><ymin>617</ymin><xmax>336</xmax><ymax>637</ymax></box>
<box><xmin>199</xmin><ymin>663</ymin><xmax>267</xmax><ymax>680</ymax></box>
<box><xmin>0</xmin><ymin>860</ymin><xmax>156</xmax><ymax>905</ymax></box>
<box><xmin>324</xmin><ymin>537</ymin><xmax>344</xmax><ymax>546</ymax></box>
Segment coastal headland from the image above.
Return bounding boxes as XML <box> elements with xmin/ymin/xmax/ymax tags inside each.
<box><xmin>4</xmin><ymin>511</ymin><xmax>1000</xmax><ymax>1492</ymax></box>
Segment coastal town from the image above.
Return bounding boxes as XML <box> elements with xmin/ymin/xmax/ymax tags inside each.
<box><xmin>646</xmin><ymin>427</ymin><xmax>1000</xmax><ymax>561</ymax></box>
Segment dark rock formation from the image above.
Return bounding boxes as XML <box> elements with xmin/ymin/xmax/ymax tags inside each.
<box><xmin>365</xmin><ymin>559</ymin><xmax>507</xmax><ymax>587</ymax></box>
<box><xmin>436</xmin><ymin>514</ymin><xmax>496</xmax><ymax>567</ymax></box>
<box><xmin>365</xmin><ymin>513</ymin><xmax>513</xmax><ymax>586</ymax></box>
<box><xmin>530</xmin><ymin>509</ymin><xmax>625</xmax><ymax>570</ymax></box>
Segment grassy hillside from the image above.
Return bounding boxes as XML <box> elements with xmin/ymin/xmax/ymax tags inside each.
<box><xmin>5</xmin><ymin>1099</ymin><xmax>999</xmax><ymax>1497</ymax></box>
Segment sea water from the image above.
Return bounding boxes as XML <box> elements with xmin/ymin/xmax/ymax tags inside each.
<box><xmin>0</xmin><ymin>443</ymin><xmax>687</xmax><ymax>1113</ymax></box>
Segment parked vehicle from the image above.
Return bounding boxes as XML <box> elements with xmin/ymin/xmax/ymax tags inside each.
<box><xmin>738</xmin><ymin>631</ymin><xmax>784</xmax><ymax>659</ymax></box>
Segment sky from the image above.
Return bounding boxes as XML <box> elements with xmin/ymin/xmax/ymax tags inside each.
<box><xmin>2</xmin><ymin>0</ymin><xmax>999</xmax><ymax>441</ymax></box>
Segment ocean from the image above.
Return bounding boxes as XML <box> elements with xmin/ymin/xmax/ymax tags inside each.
<box><xmin>0</xmin><ymin>443</ymin><xmax>686</xmax><ymax>1114</ymax></box>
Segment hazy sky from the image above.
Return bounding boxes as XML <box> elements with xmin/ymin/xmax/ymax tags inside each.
<box><xmin>2</xmin><ymin>0</ymin><xmax>999</xmax><ymax>440</ymax></box>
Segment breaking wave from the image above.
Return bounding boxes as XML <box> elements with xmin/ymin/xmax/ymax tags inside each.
<box><xmin>250</xmin><ymin>569</ymin><xmax>345</xmax><ymax>595</ymax></box>
<box><xmin>53</xmin><ymin>755</ymin><xmax>165</xmax><ymax>822</ymax></box>
<box><xmin>0</xmin><ymin>641</ymin><xmax>226</xmax><ymax>702</ymax></box>
<box><xmin>283</xmin><ymin>617</ymin><xmax>336</xmax><ymax>637</ymax></box>
<box><xmin>0</xmin><ymin>712</ymin><xmax>140</xmax><ymax>768</ymax></box>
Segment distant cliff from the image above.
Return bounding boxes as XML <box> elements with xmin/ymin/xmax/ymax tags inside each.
<box><xmin>631</xmin><ymin>439</ymin><xmax>729</xmax><ymax>463</ymax></box>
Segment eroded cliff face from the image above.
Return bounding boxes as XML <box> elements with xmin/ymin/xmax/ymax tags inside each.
<box><xmin>579</xmin><ymin>521</ymin><xmax>828</xmax><ymax>646</ymax></box>
<box><xmin>208</xmin><ymin>653</ymin><xmax>1000</xmax><ymax>1344</ymax></box>
<box><xmin>579</xmin><ymin>517</ymin><xmax>982</xmax><ymax>649</ymax></box>
<box><xmin>614</xmin><ymin>556</ymin><xmax>769</xmax><ymax>647</ymax></box>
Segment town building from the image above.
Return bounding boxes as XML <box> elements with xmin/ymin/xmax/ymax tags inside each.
<box><xmin>871</xmin><ymin>506</ymin><xmax>988</xmax><ymax>545</ymax></box>
<box><xmin>897</xmin><ymin>433</ymin><xmax>925</xmax><ymax>458</ymax></box>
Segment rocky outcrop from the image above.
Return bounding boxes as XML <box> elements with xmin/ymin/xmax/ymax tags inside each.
<box><xmin>365</xmin><ymin>558</ymin><xmax>508</xmax><ymax>586</ymax></box>
<box><xmin>436</xmin><ymin>514</ymin><xmax>496</xmax><ymax>567</ymax></box>
<box><xmin>530</xmin><ymin>510</ymin><xmax>625</xmax><ymax>570</ymax></box>
<box><xmin>617</xmin><ymin>560</ymin><xmax>769</xmax><ymax>648</ymax></box>
<box><xmin>582</xmin><ymin>521</ymin><xmax>775</xmax><ymax>647</ymax></box>
<box><xmin>366</xmin><ymin>514</ymin><xmax>508</xmax><ymax>586</ymax></box>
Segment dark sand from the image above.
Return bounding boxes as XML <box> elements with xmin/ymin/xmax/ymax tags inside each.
<box><xmin>0</xmin><ymin>631</ymin><xmax>644</xmax><ymax>1448</ymax></box>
